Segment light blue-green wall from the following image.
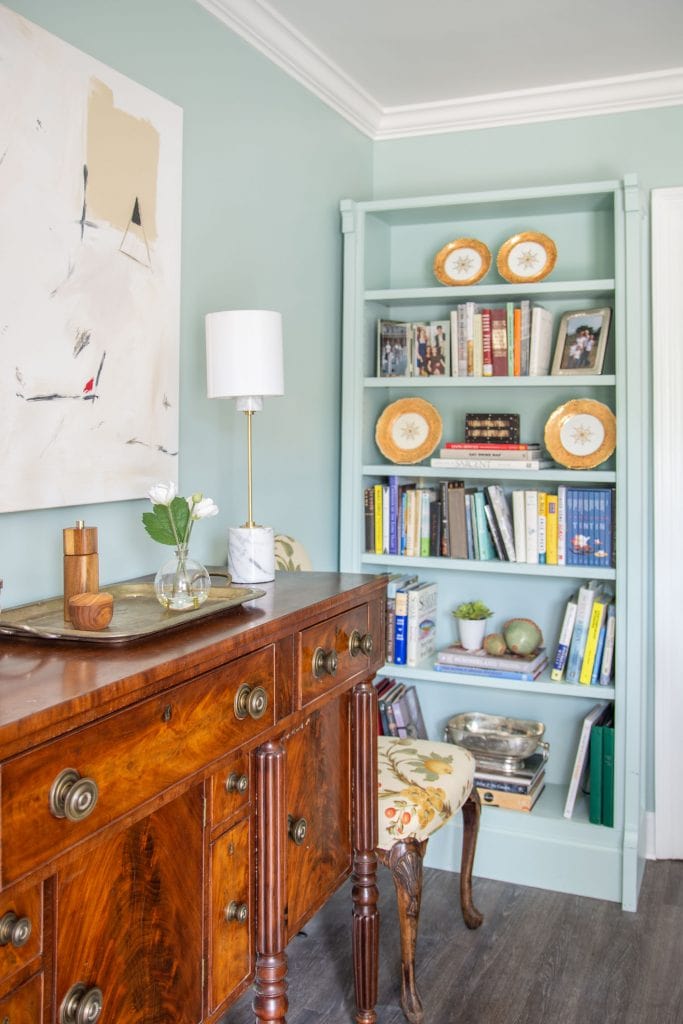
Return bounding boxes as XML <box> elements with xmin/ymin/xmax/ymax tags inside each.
<box><xmin>0</xmin><ymin>0</ymin><xmax>372</xmax><ymax>607</ymax></box>
<box><xmin>372</xmin><ymin>106</ymin><xmax>683</xmax><ymax>198</ymax></box>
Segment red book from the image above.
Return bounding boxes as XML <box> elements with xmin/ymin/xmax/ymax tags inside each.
<box><xmin>490</xmin><ymin>308</ymin><xmax>508</xmax><ymax>376</ymax></box>
<box><xmin>444</xmin><ymin>442</ymin><xmax>539</xmax><ymax>450</ymax></box>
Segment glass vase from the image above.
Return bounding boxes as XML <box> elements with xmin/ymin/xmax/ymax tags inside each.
<box><xmin>154</xmin><ymin>545</ymin><xmax>211</xmax><ymax>611</ymax></box>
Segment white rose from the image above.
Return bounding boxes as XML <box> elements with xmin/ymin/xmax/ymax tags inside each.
<box><xmin>147</xmin><ymin>481</ymin><xmax>177</xmax><ymax>506</ymax></box>
<box><xmin>191</xmin><ymin>498</ymin><xmax>219</xmax><ymax>520</ymax></box>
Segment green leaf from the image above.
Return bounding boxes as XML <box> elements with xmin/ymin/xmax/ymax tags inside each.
<box><xmin>142</xmin><ymin>497</ymin><xmax>191</xmax><ymax>546</ymax></box>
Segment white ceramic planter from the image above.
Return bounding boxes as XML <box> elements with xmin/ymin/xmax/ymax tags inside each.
<box><xmin>457</xmin><ymin>617</ymin><xmax>488</xmax><ymax>652</ymax></box>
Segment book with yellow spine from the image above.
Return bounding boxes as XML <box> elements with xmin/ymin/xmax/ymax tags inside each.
<box><xmin>546</xmin><ymin>493</ymin><xmax>558</xmax><ymax>565</ymax></box>
<box><xmin>579</xmin><ymin>593</ymin><xmax>612</xmax><ymax>684</ymax></box>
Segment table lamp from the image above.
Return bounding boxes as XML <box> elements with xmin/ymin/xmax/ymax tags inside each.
<box><xmin>205</xmin><ymin>309</ymin><xmax>284</xmax><ymax>583</ymax></box>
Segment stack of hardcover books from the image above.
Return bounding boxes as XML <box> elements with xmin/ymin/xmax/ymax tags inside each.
<box><xmin>374</xmin><ymin>678</ymin><xmax>428</xmax><ymax>739</ymax></box>
<box><xmin>475</xmin><ymin>751</ymin><xmax>546</xmax><ymax>811</ymax></box>
<box><xmin>434</xmin><ymin>643</ymin><xmax>548</xmax><ymax>681</ymax></box>
<box><xmin>431</xmin><ymin>440</ymin><xmax>553</xmax><ymax>472</ymax></box>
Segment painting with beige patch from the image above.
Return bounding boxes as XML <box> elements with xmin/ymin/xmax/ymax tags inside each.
<box><xmin>0</xmin><ymin>4</ymin><xmax>182</xmax><ymax>512</ymax></box>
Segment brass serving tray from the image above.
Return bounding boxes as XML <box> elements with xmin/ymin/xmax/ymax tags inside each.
<box><xmin>0</xmin><ymin>578</ymin><xmax>266</xmax><ymax>644</ymax></box>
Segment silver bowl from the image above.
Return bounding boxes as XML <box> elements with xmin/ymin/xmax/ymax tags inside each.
<box><xmin>444</xmin><ymin>711</ymin><xmax>548</xmax><ymax>772</ymax></box>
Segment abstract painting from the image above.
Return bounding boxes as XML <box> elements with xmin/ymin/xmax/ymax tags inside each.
<box><xmin>0</xmin><ymin>5</ymin><xmax>183</xmax><ymax>512</ymax></box>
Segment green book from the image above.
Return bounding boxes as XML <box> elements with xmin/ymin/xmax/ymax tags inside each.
<box><xmin>602</xmin><ymin>724</ymin><xmax>615</xmax><ymax>827</ymax></box>
<box><xmin>589</xmin><ymin>725</ymin><xmax>604</xmax><ymax>825</ymax></box>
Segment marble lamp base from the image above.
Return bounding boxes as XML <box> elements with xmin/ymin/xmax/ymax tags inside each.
<box><xmin>228</xmin><ymin>525</ymin><xmax>275</xmax><ymax>583</ymax></box>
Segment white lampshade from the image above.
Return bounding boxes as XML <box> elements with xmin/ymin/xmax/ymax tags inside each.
<box><xmin>206</xmin><ymin>309</ymin><xmax>284</xmax><ymax>400</ymax></box>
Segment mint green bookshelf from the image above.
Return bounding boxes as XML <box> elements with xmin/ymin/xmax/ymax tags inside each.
<box><xmin>339</xmin><ymin>178</ymin><xmax>651</xmax><ymax>911</ymax></box>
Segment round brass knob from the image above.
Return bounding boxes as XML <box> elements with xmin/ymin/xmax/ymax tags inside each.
<box><xmin>226</xmin><ymin>772</ymin><xmax>249</xmax><ymax>794</ymax></box>
<box><xmin>288</xmin><ymin>815</ymin><xmax>308</xmax><ymax>846</ymax></box>
<box><xmin>349</xmin><ymin>629</ymin><xmax>374</xmax><ymax>657</ymax></box>
<box><xmin>312</xmin><ymin>647</ymin><xmax>338</xmax><ymax>678</ymax></box>
<box><xmin>234</xmin><ymin>684</ymin><xmax>269</xmax><ymax>721</ymax></box>
<box><xmin>0</xmin><ymin>911</ymin><xmax>31</xmax><ymax>948</ymax></box>
<box><xmin>60</xmin><ymin>982</ymin><xmax>103</xmax><ymax>1024</ymax></box>
<box><xmin>224</xmin><ymin>900</ymin><xmax>248</xmax><ymax>924</ymax></box>
<box><xmin>49</xmin><ymin>769</ymin><xmax>99</xmax><ymax>822</ymax></box>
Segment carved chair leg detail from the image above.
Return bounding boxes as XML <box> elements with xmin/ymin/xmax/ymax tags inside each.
<box><xmin>460</xmin><ymin>786</ymin><xmax>484</xmax><ymax>930</ymax></box>
<box><xmin>378</xmin><ymin>838</ymin><xmax>428</xmax><ymax>1024</ymax></box>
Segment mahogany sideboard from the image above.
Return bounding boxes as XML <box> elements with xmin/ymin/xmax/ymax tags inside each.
<box><xmin>0</xmin><ymin>571</ymin><xmax>386</xmax><ymax>1024</ymax></box>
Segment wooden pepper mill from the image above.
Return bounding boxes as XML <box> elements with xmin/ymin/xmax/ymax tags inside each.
<box><xmin>63</xmin><ymin>521</ymin><xmax>99</xmax><ymax>622</ymax></box>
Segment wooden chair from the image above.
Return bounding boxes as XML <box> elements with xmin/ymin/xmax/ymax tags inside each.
<box><xmin>377</xmin><ymin>736</ymin><xmax>483</xmax><ymax>1024</ymax></box>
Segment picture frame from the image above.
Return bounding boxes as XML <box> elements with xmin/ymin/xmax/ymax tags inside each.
<box><xmin>377</xmin><ymin>319</ymin><xmax>412</xmax><ymax>377</ymax></box>
<box><xmin>550</xmin><ymin>307</ymin><xmax>612</xmax><ymax>376</ymax></box>
<box><xmin>413</xmin><ymin>320</ymin><xmax>451</xmax><ymax>377</ymax></box>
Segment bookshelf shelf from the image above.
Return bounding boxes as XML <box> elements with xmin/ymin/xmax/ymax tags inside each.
<box><xmin>377</xmin><ymin>662</ymin><xmax>616</xmax><ymax>700</ymax></box>
<box><xmin>340</xmin><ymin>178</ymin><xmax>650</xmax><ymax>910</ymax></box>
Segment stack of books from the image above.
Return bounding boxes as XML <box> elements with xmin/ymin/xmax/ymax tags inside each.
<box><xmin>475</xmin><ymin>751</ymin><xmax>546</xmax><ymax>811</ymax></box>
<box><xmin>374</xmin><ymin>678</ymin><xmax>428</xmax><ymax>739</ymax></box>
<box><xmin>435</xmin><ymin>643</ymin><xmax>548</xmax><ymax>682</ymax></box>
<box><xmin>386</xmin><ymin>575</ymin><xmax>438</xmax><ymax>667</ymax></box>
<box><xmin>431</xmin><ymin>441</ymin><xmax>553</xmax><ymax>472</ymax></box>
<box><xmin>550</xmin><ymin>581</ymin><xmax>615</xmax><ymax>685</ymax></box>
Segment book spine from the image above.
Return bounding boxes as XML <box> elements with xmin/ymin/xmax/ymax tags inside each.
<box><xmin>524</xmin><ymin>490</ymin><xmax>539</xmax><ymax>564</ymax></box>
<box><xmin>506</xmin><ymin>301</ymin><xmax>515</xmax><ymax>376</ymax></box>
<box><xmin>363</xmin><ymin>487</ymin><xmax>374</xmax><ymax>552</ymax></box>
<box><xmin>403</xmin><ymin>685</ymin><xmax>428</xmax><ymax>740</ymax></box>
<box><xmin>419</xmin><ymin>489</ymin><xmax>431</xmax><ymax>557</ymax></box>
<box><xmin>484</xmin><ymin>502</ymin><xmax>506</xmax><ymax>560</ymax></box>
<box><xmin>545</xmin><ymin>493</ymin><xmax>558</xmax><ymax>565</ymax></box>
<box><xmin>473</xmin><ymin>491</ymin><xmax>495</xmax><ymax>559</ymax></box>
<box><xmin>563</xmin><ymin>701</ymin><xmax>609</xmax><ymax>819</ymax></box>
<box><xmin>486</xmin><ymin>485</ymin><xmax>516</xmax><ymax>561</ymax></box>
<box><xmin>388</xmin><ymin>476</ymin><xmax>399</xmax><ymax>555</ymax></box>
<box><xmin>456</xmin><ymin>305</ymin><xmax>468</xmax><ymax>376</ymax></box>
<box><xmin>512</xmin><ymin>490</ymin><xmax>526</xmax><ymax>564</ymax></box>
<box><xmin>437</xmin><ymin>648</ymin><xmax>547</xmax><ymax>671</ymax></box>
<box><xmin>589</xmin><ymin>725</ymin><xmax>604</xmax><ymax>824</ymax></box>
<box><xmin>439</xmin><ymin>480</ymin><xmax>450</xmax><ymax>557</ymax></box>
<box><xmin>599</xmin><ymin>603</ymin><xmax>617</xmax><ymax>685</ymax></box>
<box><xmin>464</xmin><ymin>492</ymin><xmax>476</xmax><ymax>559</ymax></box>
<box><xmin>473</xmin><ymin>775</ymin><xmax>534</xmax><ymax>795</ymax></box>
<box><xmin>601</xmin><ymin>725</ymin><xmax>615</xmax><ymax>826</ymax></box>
<box><xmin>434</xmin><ymin>663</ymin><xmax>545</xmax><ymax>681</ymax></box>
<box><xmin>385</xmin><ymin>597</ymin><xmax>396</xmax><ymax>663</ymax></box>
<box><xmin>443</xmin><ymin>442</ymin><xmax>539</xmax><ymax>451</ymax></box>
<box><xmin>590</xmin><ymin>619</ymin><xmax>608</xmax><ymax>686</ymax></box>
<box><xmin>430</xmin><ymin>458</ymin><xmax>551</xmax><ymax>470</ymax></box>
<box><xmin>537</xmin><ymin>492</ymin><xmax>547</xmax><ymax>565</ymax></box>
<box><xmin>449</xmin><ymin>309</ymin><xmax>459</xmax><ymax>377</ymax></box>
<box><xmin>579</xmin><ymin>598</ymin><xmax>607</xmax><ymax>684</ymax></box>
<box><xmin>481</xmin><ymin>308</ymin><xmax>493</xmax><ymax>376</ymax></box>
<box><xmin>513</xmin><ymin>305</ymin><xmax>522</xmax><ymax>376</ymax></box>
<box><xmin>557</xmin><ymin>485</ymin><xmax>567</xmax><ymax>566</ymax></box>
<box><xmin>490</xmin><ymin>307</ymin><xmax>508</xmax><ymax>376</ymax></box>
<box><xmin>520</xmin><ymin>299</ymin><xmax>531</xmax><ymax>376</ymax></box>
<box><xmin>393</xmin><ymin>588</ymin><xmax>411</xmax><ymax>665</ymax></box>
<box><xmin>565</xmin><ymin>586</ymin><xmax>596</xmax><ymax>683</ymax></box>
<box><xmin>550</xmin><ymin>596</ymin><xmax>578</xmax><ymax>681</ymax></box>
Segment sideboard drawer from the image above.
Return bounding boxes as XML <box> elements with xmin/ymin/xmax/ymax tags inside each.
<box><xmin>0</xmin><ymin>972</ymin><xmax>43</xmax><ymax>1022</ymax></box>
<box><xmin>299</xmin><ymin>604</ymin><xmax>373</xmax><ymax>705</ymax></box>
<box><xmin>0</xmin><ymin>882</ymin><xmax>42</xmax><ymax>987</ymax></box>
<box><xmin>209</xmin><ymin>818</ymin><xmax>253</xmax><ymax>1012</ymax></box>
<box><xmin>210</xmin><ymin>750</ymin><xmax>251</xmax><ymax>829</ymax></box>
<box><xmin>1</xmin><ymin>645</ymin><xmax>275</xmax><ymax>886</ymax></box>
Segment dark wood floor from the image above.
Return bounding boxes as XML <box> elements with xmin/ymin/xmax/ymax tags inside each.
<box><xmin>220</xmin><ymin>859</ymin><xmax>683</xmax><ymax>1024</ymax></box>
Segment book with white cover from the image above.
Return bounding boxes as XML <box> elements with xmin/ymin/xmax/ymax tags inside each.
<box><xmin>563</xmin><ymin>700</ymin><xmax>611</xmax><ymax>818</ymax></box>
<box><xmin>406</xmin><ymin>581</ymin><xmax>438</xmax><ymax>667</ymax></box>
<box><xmin>529</xmin><ymin>305</ymin><xmax>554</xmax><ymax>375</ymax></box>
<box><xmin>431</xmin><ymin>458</ymin><xmax>553</xmax><ymax>471</ymax></box>
<box><xmin>436</xmin><ymin>644</ymin><xmax>547</xmax><ymax>673</ymax></box>
<box><xmin>512</xmin><ymin>490</ymin><xmax>526</xmax><ymax>563</ymax></box>
<box><xmin>524</xmin><ymin>490</ymin><xmax>539</xmax><ymax>563</ymax></box>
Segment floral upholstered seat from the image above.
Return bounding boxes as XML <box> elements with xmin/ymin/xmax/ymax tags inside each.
<box><xmin>378</xmin><ymin>737</ymin><xmax>475</xmax><ymax>847</ymax></box>
<box><xmin>377</xmin><ymin>735</ymin><xmax>483</xmax><ymax>1024</ymax></box>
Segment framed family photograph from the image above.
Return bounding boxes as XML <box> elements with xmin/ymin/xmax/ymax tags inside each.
<box><xmin>551</xmin><ymin>307</ymin><xmax>612</xmax><ymax>375</ymax></box>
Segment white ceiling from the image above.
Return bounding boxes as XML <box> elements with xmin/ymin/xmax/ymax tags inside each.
<box><xmin>197</xmin><ymin>0</ymin><xmax>683</xmax><ymax>138</ymax></box>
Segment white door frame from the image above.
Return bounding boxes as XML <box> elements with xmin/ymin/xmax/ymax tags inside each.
<box><xmin>652</xmin><ymin>186</ymin><xmax>683</xmax><ymax>860</ymax></box>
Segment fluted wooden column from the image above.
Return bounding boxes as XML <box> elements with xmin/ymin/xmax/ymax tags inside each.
<box><xmin>253</xmin><ymin>740</ymin><xmax>288</xmax><ymax>1023</ymax></box>
<box><xmin>351</xmin><ymin>679</ymin><xmax>379</xmax><ymax>1024</ymax></box>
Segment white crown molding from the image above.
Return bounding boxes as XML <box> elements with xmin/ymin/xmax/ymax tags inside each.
<box><xmin>376</xmin><ymin>68</ymin><xmax>683</xmax><ymax>139</ymax></box>
<box><xmin>195</xmin><ymin>1</ymin><xmax>683</xmax><ymax>140</ymax></box>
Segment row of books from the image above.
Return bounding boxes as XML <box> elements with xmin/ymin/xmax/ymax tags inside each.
<box><xmin>432</xmin><ymin>440</ymin><xmax>551</xmax><ymax>472</ymax></box>
<box><xmin>376</xmin><ymin>303</ymin><xmax>555</xmax><ymax>379</ymax></box>
<box><xmin>365</xmin><ymin>478</ymin><xmax>615</xmax><ymax>568</ymax></box>
<box><xmin>550</xmin><ymin>581</ymin><xmax>615</xmax><ymax>686</ymax></box>
<box><xmin>475</xmin><ymin>751</ymin><xmax>547</xmax><ymax>812</ymax></box>
<box><xmin>374</xmin><ymin>677</ymin><xmax>428</xmax><ymax>738</ymax></box>
<box><xmin>385</xmin><ymin>574</ymin><xmax>438</xmax><ymax>666</ymax></box>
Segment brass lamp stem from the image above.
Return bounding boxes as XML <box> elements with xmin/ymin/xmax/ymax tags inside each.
<box><xmin>244</xmin><ymin>409</ymin><xmax>255</xmax><ymax>528</ymax></box>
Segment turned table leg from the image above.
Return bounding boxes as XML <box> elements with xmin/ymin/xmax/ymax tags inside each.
<box><xmin>253</xmin><ymin>741</ymin><xmax>288</xmax><ymax>1024</ymax></box>
<box><xmin>352</xmin><ymin>680</ymin><xmax>379</xmax><ymax>1024</ymax></box>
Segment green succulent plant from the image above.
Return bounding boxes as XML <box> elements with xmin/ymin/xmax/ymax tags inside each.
<box><xmin>451</xmin><ymin>600</ymin><xmax>493</xmax><ymax>621</ymax></box>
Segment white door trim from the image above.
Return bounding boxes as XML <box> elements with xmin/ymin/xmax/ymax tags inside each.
<box><xmin>652</xmin><ymin>186</ymin><xmax>683</xmax><ymax>860</ymax></box>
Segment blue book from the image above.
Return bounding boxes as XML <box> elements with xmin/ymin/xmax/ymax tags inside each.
<box><xmin>599</xmin><ymin>602</ymin><xmax>617</xmax><ymax>685</ymax></box>
<box><xmin>565</xmin><ymin>580</ymin><xmax>599</xmax><ymax>683</ymax></box>
<box><xmin>434</xmin><ymin>662</ymin><xmax>547</xmax><ymax>681</ymax></box>
<box><xmin>393</xmin><ymin>581</ymin><xmax>420</xmax><ymax>666</ymax></box>
<box><xmin>473</xmin><ymin>491</ymin><xmax>496</xmax><ymax>560</ymax></box>
<box><xmin>388</xmin><ymin>476</ymin><xmax>399</xmax><ymax>555</ymax></box>
<box><xmin>590</xmin><ymin>616</ymin><xmax>608</xmax><ymax>685</ymax></box>
<box><xmin>464</xmin><ymin>490</ymin><xmax>476</xmax><ymax>559</ymax></box>
<box><xmin>591</xmin><ymin>488</ymin><xmax>613</xmax><ymax>567</ymax></box>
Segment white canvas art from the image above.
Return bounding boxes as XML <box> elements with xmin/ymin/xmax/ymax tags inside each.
<box><xmin>0</xmin><ymin>6</ymin><xmax>183</xmax><ymax>512</ymax></box>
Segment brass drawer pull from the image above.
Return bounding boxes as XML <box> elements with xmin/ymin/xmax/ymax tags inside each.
<box><xmin>49</xmin><ymin>768</ymin><xmax>99</xmax><ymax>822</ymax></box>
<box><xmin>233</xmin><ymin>684</ymin><xmax>268</xmax><ymax>721</ymax></box>
<box><xmin>0</xmin><ymin>910</ymin><xmax>31</xmax><ymax>948</ymax></box>
<box><xmin>224</xmin><ymin>900</ymin><xmax>248</xmax><ymax>924</ymax></box>
<box><xmin>60</xmin><ymin>982</ymin><xmax>103</xmax><ymax>1024</ymax></box>
<box><xmin>288</xmin><ymin>814</ymin><xmax>308</xmax><ymax>846</ymax></box>
<box><xmin>349</xmin><ymin>629</ymin><xmax>373</xmax><ymax>657</ymax></box>
<box><xmin>226</xmin><ymin>772</ymin><xmax>249</xmax><ymax>794</ymax></box>
<box><xmin>312</xmin><ymin>647</ymin><xmax>338</xmax><ymax>678</ymax></box>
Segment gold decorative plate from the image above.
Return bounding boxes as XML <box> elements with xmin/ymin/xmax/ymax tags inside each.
<box><xmin>375</xmin><ymin>397</ymin><xmax>443</xmax><ymax>464</ymax></box>
<box><xmin>497</xmin><ymin>231</ymin><xmax>557</xmax><ymax>284</ymax></box>
<box><xmin>433</xmin><ymin>238</ymin><xmax>491</xmax><ymax>286</ymax></box>
<box><xmin>544</xmin><ymin>399</ymin><xmax>616</xmax><ymax>469</ymax></box>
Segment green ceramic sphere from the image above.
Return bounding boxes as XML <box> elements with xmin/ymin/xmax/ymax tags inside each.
<box><xmin>483</xmin><ymin>632</ymin><xmax>508</xmax><ymax>656</ymax></box>
<box><xmin>503</xmin><ymin>618</ymin><xmax>543</xmax><ymax>656</ymax></box>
